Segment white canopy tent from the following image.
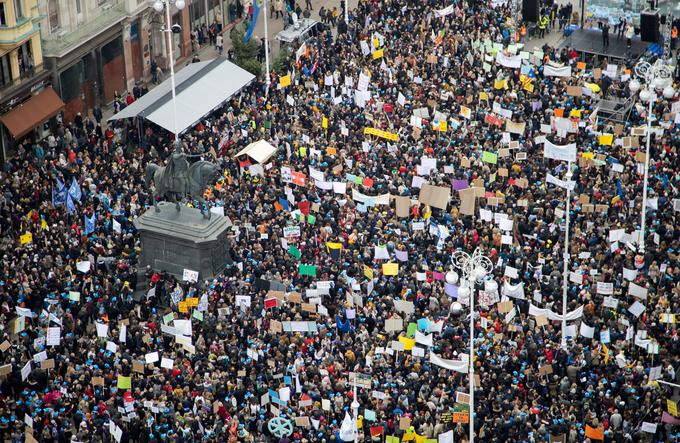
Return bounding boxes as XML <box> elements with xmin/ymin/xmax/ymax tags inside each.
<box><xmin>109</xmin><ymin>58</ymin><xmax>255</xmax><ymax>135</ymax></box>
<box><xmin>234</xmin><ymin>139</ymin><xmax>278</xmax><ymax>164</ymax></box>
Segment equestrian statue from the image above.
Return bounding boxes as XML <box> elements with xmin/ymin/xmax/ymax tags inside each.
<box><xmin>145</xmin><ymin>146</ymin><xmax>220</xmax><ymax>219</ymax></box>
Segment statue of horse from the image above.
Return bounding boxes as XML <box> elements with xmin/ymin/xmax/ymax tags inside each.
<box><xmin>145</xmin><ymin>159</ymin><xmax>220</xmax><ymax>218</ymax></box>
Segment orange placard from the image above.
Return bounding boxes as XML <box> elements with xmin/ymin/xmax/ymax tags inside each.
<box><xmin>577</xmin><ymin>62</ymin><xmax>586</xmax><ymax>70</ymax></box>
<box><xmin>585</xmin><ymin>425</ymin><xmax>604</xmax><ymax>440</ymax></box>
<box><xmin>178</xmin><ymin>301</ymin><xmax>188</xmax><ymax>313</ymax></box>
<box><xmin>186</xmin><ymin>297</ymin><xmax>199</xmax><ymax>307</ymax></box>
<box><xmin>327</xmin><ymin>147</ymin><xmax>337</xmax><ymax>155</ymax></box>
<box><xmin>554</xmin><ymin>108</ymin><xmax>564</xmax><ymax>118</ymax></box>
<box><xmin>292</xmin><ymin>172</ymin><xmax>306</xmax><ymax>186</ymax></box>
<box><xmin>452</xmin><ymin>412</ymin><xmax>469</xmax><ymax>423</ymax></box>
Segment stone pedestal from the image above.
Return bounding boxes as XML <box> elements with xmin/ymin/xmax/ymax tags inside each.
<box><xmin>134</xmin><ymin>202</ymin><xmax>233</xmax><ymax>281</ymax></box>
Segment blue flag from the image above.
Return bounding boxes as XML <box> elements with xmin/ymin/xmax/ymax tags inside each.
<box><xmin>336</xmin><ymin>315</ymin><xmax>351</xmax><ymax>333</ymax></box>
<box><xmin>244</xmin><ymin>0</ymin><xmax>260</xmax><ymax>43</ymax></box>
<box><xmin>53</xmin><ymin>179</ymin><xmax>67</xmax><ymax>206</ymax></box>
<box><xmin>84</xmin><ymin>213</ymin><xmax>96</xmax><ymax>235</ymax></box>
<box><xmin>68</xmin><ymin>177</ymin><xmax>82</xmax><ymax>202</ymax></box>
<box><xmin>66</xmin><ymin>194</ymin><xmax>76</xmax><ymax>214</ymax></box>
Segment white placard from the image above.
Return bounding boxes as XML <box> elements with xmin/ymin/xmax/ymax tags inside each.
<box><xmin>182</xmin><ymin>269</ymin><xmax>199</xmax><ymax>282</ymax></box>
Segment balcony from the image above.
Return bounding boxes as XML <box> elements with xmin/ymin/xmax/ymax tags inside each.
<box><xmin>42</xmin><ymin>3</ymin><xmax>126</xmax><ymax>59</ymax></box>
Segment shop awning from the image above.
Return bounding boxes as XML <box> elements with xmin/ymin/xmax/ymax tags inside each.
<box><xmin>109</xmin><ymin>57</ymin><xmax>255</xmax><ymax>135</ymax></box>
<box><xmin>0</xmin><ymin>87</ymin><xmax>65</xmax><ymax>139</ymax></box>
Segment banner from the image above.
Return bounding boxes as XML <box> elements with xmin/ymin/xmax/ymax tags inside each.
<box><xmin>543</xmin><ymin>64</ymin><xmax>572</xmax><ymax>77</ymax></box>
<box><xmin>429</xmin><ymin>352</ymin><xmax>468</xmax><ymax>373</ymax></box>
<box><xmin>244</xmin><ymin>0</ymin><xmax>260</xmax><ymax>43</ymax></box>
<box><xmin>434</xmin><ymin>4</ymin><xmax>454</xmax><ymax>17</ymax></box>
<box><xmin>502</xmin><ymin>281</ymin><xmax>525</xmax><ymax>300</ymax></box>
<box><xmin>529</xmin><ymin>304</ymin><xmax>584</xmax><ymax>321</ymax></box>
<box><xmin>496</xmin><ymin>52</ymin><xmax>522</xmax><ymax>69</ymax></box>
<box><xmin>546</xmin><ymin>173</ymin><xmax>576</xmax><ymax>191</ymax></box>
<box><xmin>543</xmin><ymin>140</ymin><xmax>577</xmax><ymax>162</ymax></box>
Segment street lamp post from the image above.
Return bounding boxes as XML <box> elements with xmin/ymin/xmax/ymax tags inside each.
<box><xmin>153</xmin><ymin>0</ymin><xmax>186</xmax><ymax>149</ymax></box>
<box><xmin>561</xmin><ymin>162</ymin><xmax>573</xmax><ymax>350</ymax></box>
<box><xmin>627</xmin><ymin>59</ymin><xmax>675</xmax><ymax>253</ymax></box>
<box><xmin>451</xmin><ymin>248</ymin><xmax>494</xmax><ymax>443</ymax></box>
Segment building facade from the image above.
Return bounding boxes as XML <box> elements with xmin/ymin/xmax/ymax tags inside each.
<box><xmin>38</xmin><ymin>0</ymin><xmax>152</xmax><ymax>123</ymax></box>
<box><xmin>0</xmin><ymin>0</ymin><xmax>59</xmax><ymax>162</ymax></box>
<box><xmin>39</xmin><ymin>0</ymin><xmax>242</xmax><ymax>124</ymax></box>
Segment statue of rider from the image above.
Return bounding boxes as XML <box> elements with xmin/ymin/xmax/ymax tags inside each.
<box><xmin>161</xmin><ymin>142</ymin><xmax>189</xmax><ymax>194</ymax></box>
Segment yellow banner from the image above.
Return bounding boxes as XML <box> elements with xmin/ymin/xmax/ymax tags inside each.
<box><xmin>363</xmin><ymin>127</ymin><xmax>399</xmax><ymax>141</ymax></box>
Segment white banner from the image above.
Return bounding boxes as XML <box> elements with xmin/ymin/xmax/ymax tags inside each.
<box><xmin>429</xmin><ymin>352</ymin><xmax>468</xmax><ymax>373</ymax></box>
<box><xmin>544</xmin><ymin>64</ymin><xmax>572</xmax><ymax>77</ymax></box>
<box><xmin>496</xmin><ymin>52</ymin><xmax>522</xmax><ymax>69</ymax></box>
<box><xmin>544</xmin><ymin>140</ymin><xmax>577</xmax><ymax>162</ymax></box>
<box><xmin>529</xmin><ymin>304</ymin><xmax>584</xmax><ymax>321</ymax></box>
<box><xmin>434</xmin><ymin>4</ymin><xmax>454</xmax><ymax>17</ymax></box>
<box><xmin>502</xmin><ymin>281</ymin><xmax>525</xmax><ymax>300</ymax></box>
<box><xmin>546</xmin><ymin>173</ymin><xmax>576</xmax><ymax>191</ymax></box>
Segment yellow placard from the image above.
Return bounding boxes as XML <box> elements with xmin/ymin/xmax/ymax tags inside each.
<box><xmin>178</xmin><ymin>301</ymin><xmax>188</xmax><ymax>313</ymax></box>
<box><xmin>382</xmin><ymin>263</ymin><xmax>399</xmax><ymax>276</ymax></box>
<box><xmin>494</xmin><ymin>79</ymin><xmax>506</xmax><ymax>90</ymax></box>
<box><xmin>364</xmin><ymin>265</ymin><xmax>374</xmax><ymax>280</ymax></box>
<box><xmin>363</xmin><ymin>127</ymin><xmax>399</xmax><ymax>141</ymax></box>
<box><xmin>117</xmin><ymin>375</ymin><xmax>131</xmax><ymax>390</ymax></box>
<box><xmin>398</xmin><ymin>336</ymin><xmax>415</xmax><ymax>351</ymax></box>
<box><xmin>373</xmin><ymin>37</ymin><xmax>380</xmax><ymax>48</ymax></box>
<box><xmin>279</xmin><ymin>74</ymin><xmax>291</xmax><ymax>88</ymax></box>
<box><xmin>372</xmin><ymin>49</ymin><xmax>384</xmax><ymax>60</ymax></box>
<box><xmin>668</xmin><ymin>399</ymin><xmax>678</xmax><ymax>416</ymax></box>
<box><xmin>438</xmin><ymin>120</ymin><xmax>447</xmax><ymax>132</ymax></box>
<box><xmin>581</xmin><ymin>152</ymin><xmax>594</xmax><ymax>160</ymax></box>
<box><xmin>570</xmin><ymin>109</ymin><xmax>582</xmax><ymax>118</ymax></box>
<box><xmin>186</xmin><ymin>297</ymin><xmax>199</xmax><ymax>307</ymax></box>
<box><xmin>322</xmin><ymin>117</ymin><xmax>328</xmax><ymax>129</ymax></box>
<box><xmin>523</xmin><ymin>82</ymin><xmax>534</xmax><ymax>93</ymax></box>
<box><xmin>599</xmin><ymin>134</ymin><xmax>613</xmax><ymax>146</ymax></box>
<box><xmin>20</xmin><ymin>233</ymin><xmax>33</xmax><ymax>244</ymax></box>
<box><xmin>479</xmin><ymin>92</ymin><xmax>488</xmax><ymax>101</ymax></box>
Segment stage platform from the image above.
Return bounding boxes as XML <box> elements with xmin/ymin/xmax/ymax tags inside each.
<box><xmin>560</xmin><ymin>29</ymin><xmax>649</xmax><ymax>62</ymax></box>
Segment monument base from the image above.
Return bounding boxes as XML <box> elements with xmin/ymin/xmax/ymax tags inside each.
<box><xmin>134</xmin><ymin>202</ymin><xmax>233</xmax><ymax>281</ymax></box>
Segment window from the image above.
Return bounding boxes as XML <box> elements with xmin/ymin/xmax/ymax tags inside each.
<box><xmin>13</xmin><ymin>0</ymin><xmax>23</xmax><ymax>19</ymax></box>
<box><xmin>48</xmin><ymin>0</ymin><xmax>59</xmax><ymax>31</ymax></box>
<box><xmin>0</xmin><ymin>53</ymin><xmax>11</xmax><ymax>87</ymax></box>
<box><xmin>0</xmin><ymin>3</ymin><xmax>6</xmax><ymax>26</ymax></box>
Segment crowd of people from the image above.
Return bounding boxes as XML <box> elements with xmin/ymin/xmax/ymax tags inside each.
<box><xmin>1</xmin><ymin>0</ymin><xmax>679</xmax><ymax>442</ymax></box>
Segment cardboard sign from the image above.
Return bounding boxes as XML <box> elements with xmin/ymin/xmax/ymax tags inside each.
<box><xmin>452</xmin><ymin>412</ymin><xmax>469</xmax><ymax>423</ymax></box>
<box><xmin>40</xmin><ymin>359</ymin><xmax>55</xmax><ymax>370</ymax></box>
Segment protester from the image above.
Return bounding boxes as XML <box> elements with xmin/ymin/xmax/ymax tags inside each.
<box><xmin>0</xmin><ymin>0</ymin><xmax>679</xmax><ymax>442</ymax></box>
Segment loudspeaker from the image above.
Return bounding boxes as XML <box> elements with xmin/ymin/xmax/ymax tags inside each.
<box><xmin>640</xmin><ymin>10</ymin><xmax>659</xmax><ymax>43</ymax></box>
<box><xmin>522</xmin><ymin>0</ymin><xmax>539</xmax><ymax>23</ymax></box>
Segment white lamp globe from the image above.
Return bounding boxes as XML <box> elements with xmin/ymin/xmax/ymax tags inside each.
<box><xmin>639</xmin><ymin>89</ymin><xmax>652</xmax><ymax>103</ymax></box>
<box><xmin>629</xmin><ymin>79</ymin><xmax>641</xmax><ymax>93</ymax></box>
<box><xmin>175</xmin><ymin>0</ymin><xmax>186</xmax><ymax>9</ymax></box>
<box><xmin>450</xmin><ymin>302</ymin><xmax>463</xmax><ymax>315</ymax></box>
<box><xmin>473</xmin><ymin>266</ymin><xmax>486</xmax><ymax>281</ymax></box>
<box><xmin>153</xmin><ymin>0</ymin><xmax>164</xmax><ymax>12</ymax></box>
<box><xmin>663</xmin><ymin>86</ymin><xmax>675</xmax><ymax>99</ymax></box>
<box><xmin>457</xmin><ymin>286</ymin><xmax>470</xmax><ymax>300</ymax></box>
<box><xmin>653</xmin><ymin>77</ymin><xmax>666</xmax><ymax>90</ymax></box>
<box><xmin>445</xmin><ymin>271</ymin><xmax>459</xmax><ymax>285</ymax></box>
